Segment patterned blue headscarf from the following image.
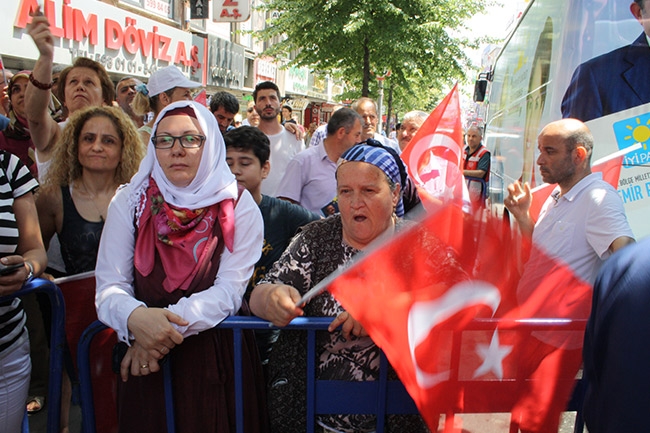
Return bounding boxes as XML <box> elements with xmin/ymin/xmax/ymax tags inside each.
<box><xmin>339</xmin><ymin>144</ymin><xmax>404</xmax><ymax>217</ymax></box>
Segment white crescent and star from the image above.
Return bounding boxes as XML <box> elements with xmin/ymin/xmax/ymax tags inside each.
<box><xmin>407</xmin><ymin>280</ymin><xmax>503</xmax><ymax>388</ymax></box>
<box><xmin>473</xmin><ymin>330</ymin><xmax>513</xmax><ymax>380</ymax></box>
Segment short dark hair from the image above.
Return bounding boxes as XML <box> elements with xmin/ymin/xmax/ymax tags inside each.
<box><xmin>565</xmin><ymin>127</ymin><xmax>594</xmax><ymax>162</ymax></box>
<box><xmin>210</xmin><ymin>91</ymin><xmax>239</xmax><ymax>114</ymax></box>
<box><xmin>327</xmin><ymin>108</ymin><xmax>363</xmax><ymax>136</ymax></box>
<box><xmin>253</xmin><ymin>81</ymin><xmax>280</xmax><ymax>103</ymax></box>
<box><xmin>223</xmin><ymin>126</ymin><xmax>270</xmax><ymax>165</ymax></box>
<box><xmin>57</xmin><ymin>57</ymin><xmax>115</xmax><ymax>106</ymax></box>
<box><xmin>282</xmin><ymin>105</ymin><xmax>292</xmax><ymax>113</ymax></box>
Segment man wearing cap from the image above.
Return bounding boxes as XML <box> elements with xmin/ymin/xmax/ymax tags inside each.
<box><xmin>131</xmin><ymin>65</ymin><xmax>202</xmax><ymax>145</ymax></box>
<box><xmin>144</xmin><ymin>65</ymin><xmax>202</xmax><ymax>105</ymax></box>
<box><xmin>275</xmin><ymin>108</ymin><xmax>362</xmax><ymax>215</ymax></box>
<box><xmin>115</xmin><ymin>77</ymin><xmax>145</xmax><ymax>128</ymax></box>
<box><xmin>210</xmin><ymin>91</ymin><xmax>239</xmax><ymax>134</ymax></box>
<box><xmin>254</xmin><ymin>81</ymin><xmax>305</xmax><ymax>196</ymax></box>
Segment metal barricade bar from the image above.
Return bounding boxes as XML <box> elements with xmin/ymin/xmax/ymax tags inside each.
<box><xmin>0</xmin><ymin>278</ymin><xmax>66</xmax><ymax>433</ymax></box>
<box><xmin>77</xmin><ymin>316</ymin><xmax>586</xmax><ymax>433</ymax></box>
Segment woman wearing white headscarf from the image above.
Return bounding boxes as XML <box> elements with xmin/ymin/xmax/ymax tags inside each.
<box><xmin>95</xmin><ymin>101</ymin><xmax>267</xmax><ymax>432</ymax></box>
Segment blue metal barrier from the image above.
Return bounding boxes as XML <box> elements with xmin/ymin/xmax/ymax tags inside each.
<box><xmin>77</xmin><ymin>316</ymin><xmax>586</xmax><ymax>433</ymax></box>
<box><xmin>77</xmin><ymin>316</ymin><xmax>417</xmax><ymax>433</ymax></box>
<box><xmin>0</xmin><ymin>278</ymin><xmax>66</xmax><ymax>433</ymax></box>
<box><xmin>76</xmin><ymin>320</ymin><xmax>109</xmax><ymax>433</ymax></box>
<box><xmin>218</xmin><ymin>317</ymin><xmax>420</xmax><ymax>432</ymax></box>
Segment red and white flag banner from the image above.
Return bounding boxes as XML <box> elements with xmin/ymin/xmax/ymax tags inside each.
<box><xmin>328</xmin><ymin>204</ymin><xmax>591</xmax><ymax>432</ymax></box>
<box><xmin>401</xmin><ymin>84</ymin><xmax>466</xmax><ymax>211</ymax></box>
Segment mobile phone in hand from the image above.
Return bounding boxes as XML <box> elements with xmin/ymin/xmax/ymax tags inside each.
<box><xmin>0</xmin><ymin>262</ymin><xmax>24</xmax><ymax>276</ymax></box>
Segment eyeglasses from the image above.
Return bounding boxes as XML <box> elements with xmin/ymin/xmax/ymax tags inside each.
<box><xmin>151</xmin><ymin>134</ymin><xmax>206</xmax><ymax>149</ymax></box>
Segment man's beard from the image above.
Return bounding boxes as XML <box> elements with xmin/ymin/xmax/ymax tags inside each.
<box><xmin>259</xmin><ymin>106</ymin><xmax>280</xmax><ymax>121</ymax></box>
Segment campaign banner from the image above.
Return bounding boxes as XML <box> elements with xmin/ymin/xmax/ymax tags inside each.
<box><xmin>587</xmin><ymin>102</ymin><xmax>650</xmax><ymax>239</ymax></box>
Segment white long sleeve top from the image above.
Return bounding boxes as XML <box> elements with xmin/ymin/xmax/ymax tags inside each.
<box><xmin>95</xmin><ymin>184</ymin><xmax>263</xmax><ymax>344</ymax></box>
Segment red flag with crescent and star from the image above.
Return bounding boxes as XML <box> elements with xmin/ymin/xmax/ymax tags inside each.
<box><xmin>327</xmin><ymin>204</ymin><xmax>591</xmax><ymax>432</ymax></box>
<box><xmin>400</xmin><ymin>84</ymin><xmax>466</xmax><ymax>210</ymax></box>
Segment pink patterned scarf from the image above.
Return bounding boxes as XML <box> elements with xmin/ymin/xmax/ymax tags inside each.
<box><xmin>134</xmin><ymin>177</ymin><xmax>235</xmax><ymax>293</ymax></box>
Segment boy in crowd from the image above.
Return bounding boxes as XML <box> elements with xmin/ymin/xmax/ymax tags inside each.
<box><xmin>224</xmin><ymin>126</ymin><xmax>321</xmax><ymax>366</ymax></box>
<box><xmin>225</xmin><ymin>126</ymin><xmax>321</xmax><ymax>289</ymax></box>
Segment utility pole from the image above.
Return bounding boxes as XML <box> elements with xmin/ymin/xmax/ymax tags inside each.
<box><xmin>374</xmin><ymin>70</ymin><xmax>391</xmax><ymax>135</ymax></box>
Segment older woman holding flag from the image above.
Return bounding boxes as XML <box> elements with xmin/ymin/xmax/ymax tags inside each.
<box><xmin>250</xmin><ymin>143</ymin><xmax>432</xmax><ymax>433</ymax></box>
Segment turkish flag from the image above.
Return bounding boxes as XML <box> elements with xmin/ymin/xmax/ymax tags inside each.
<box><xmin>327</xmin><ymin>204</ymin><xmax>591</xmax><ymax>432</ymax></box>
<box><xmin>400</xmin><ymin>84</ymin><xmax>466</xmax><ymax>210</ymax></box>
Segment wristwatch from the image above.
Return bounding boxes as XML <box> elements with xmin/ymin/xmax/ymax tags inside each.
<box><xmin>24</xmin><ymin>261</ymin><xmax>34</xmax><ymax>281</ymax></box>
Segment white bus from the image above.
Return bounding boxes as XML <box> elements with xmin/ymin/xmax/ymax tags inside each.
<box><xmin>481</xmin><ymin>0</ymin><xmax>650</xmax><ymax>238</ymax></box>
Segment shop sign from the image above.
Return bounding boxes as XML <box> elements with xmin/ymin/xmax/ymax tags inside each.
<box><xmin>190</xmin><ymin>34</ymin><xmax>206</xmax><ymax>82</ymax></box>
<box><xmin>289</xmin><ymin>98</ymin><xmax>310</xmax><ymax>110</ymax></box>
<box><xmin>285</xmin><ymin>66</ymin><xmax>308</xmax><ymax>96</ymax></box>
<box><xmin>308</xmin><ymin>74</ymin><xmax>328</xmax><ymax>100</ymax></box>
<box><xmin>331</xmin><ymin>83</ymin><xmax>344</xmax><ymax>99</ymax></box>
<box><xmin>207</xmin><ymin>35</ymin><xmax>245</xmax><ymax>89</ymax></box>
<box><xmin>255</xmin><ymin>58</ymin><xmax>276</xmax><ymax>83</ymax></box>
<box><xmin>144</xmin><ymin>0</ymin><xmax>172</xmax><ymax>19</ymax></box>
<box><xmin>188</xmin><ymin>0</ymin><xmax>209</xmax><ymax>19</ymax></box>
<box><xmin>213</xmin><ymin>0</ymin><xmax>251</xmax><ymax>22</ymax></box>
<box><xmin>8</xmin><ymin>0</ymin><xmax>203</xmax><ymax>80</ymax></box>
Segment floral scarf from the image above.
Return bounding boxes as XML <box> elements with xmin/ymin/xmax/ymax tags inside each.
<box><xmin>134</xmin><ymin>177</ymin><xmax>235</xmax><ymax>293</ymax></box>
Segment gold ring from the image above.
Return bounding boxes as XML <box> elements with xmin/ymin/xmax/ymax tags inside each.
<box><xmin>140</xmin><ymin>364</ymin><xmax>149</xmax><ymax>369</ymax></box>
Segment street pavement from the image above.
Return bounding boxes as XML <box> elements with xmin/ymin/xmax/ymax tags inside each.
<box><xmin>28</xmin><ymin>407</ymin><xmax>585</xmax><ymax>432</ymax></box>
<box><xmin>28</xmin><ymin>402</ymin><xmax>81</xmax><ymax>433</ymax></box>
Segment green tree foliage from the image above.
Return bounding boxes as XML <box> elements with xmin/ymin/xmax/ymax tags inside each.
<box><xmin>256</xmin><ymin>0</ymin><xmax>487</xmax><ymax>109</ymax></box>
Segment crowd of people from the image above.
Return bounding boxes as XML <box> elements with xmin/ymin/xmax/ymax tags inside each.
<box><xmin>0</xmin><ymin>2</ymin><xmax>646</xmax><ymax>433</ymax></box>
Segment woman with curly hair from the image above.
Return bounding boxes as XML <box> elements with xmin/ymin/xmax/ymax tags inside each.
<box><xmin>35</xmin><ymin>105</ymin><xmax>144</xmax><ymax>433</ymax></box>
<box><xmin>36</xmin><ymin>105</ymin><xmax>144</xmax><ymax>275</ymax></box>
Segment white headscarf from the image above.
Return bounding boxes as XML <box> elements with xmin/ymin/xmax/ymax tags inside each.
<box><xmin>129</xmin><ymin>100</ymin><xmax>238</xmax><ymax>211</ymax></box>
